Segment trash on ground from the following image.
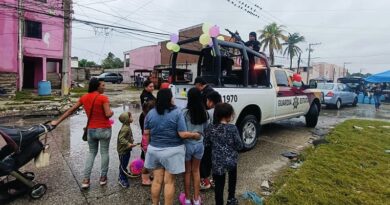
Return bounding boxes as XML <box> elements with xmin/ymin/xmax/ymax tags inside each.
<box><xmin>290</xmin><ymin>161</ymin><xmax>303</xmax><ymax>169</ymax></box>
<box><xmin>260</xmin><ymin>180</ymin><xmax>270</xmax><ymax>191</ymax></box>
<box><xmin>385</xmin><ymin>150</ymin><xmax>390</xmax><ymax>154</ymax></box>
<box><xmin>353</xmin><ymin>125</ymin><xmax>364</xmax><ymax>130</ymax></box>
<box><xmin>367</xmin><ymin>126</ymin><xmax>375</xmax><ymax>129</ymax></box>
<box><xmin>312</xmin><ymin>138</ymin><xmax>329</xmax><ymax>147</ymax></box>
<box><xmin>281</xmin><ymin>151</ymin><xmax>298</xmax><ymax>159</ymax></box>
<box><xmin>260</xmin><ymin>191</ymin><xmax>271</xmax><ymax>196</ymax></box>
<box><xmin>242</xmin><ymin>191</ymin><xmax>263</xmax><ymax>205</ymax></box>
<box><xmin>380</xmin><ymin>126</ymin><xmax>390</xmax><ymax>129</ymax></box>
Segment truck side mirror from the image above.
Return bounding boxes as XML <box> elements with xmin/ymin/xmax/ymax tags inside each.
<box><xmin>309</xmin><ymin>81</ymin><xmax>317</xmax><ymax>88</ymax></box>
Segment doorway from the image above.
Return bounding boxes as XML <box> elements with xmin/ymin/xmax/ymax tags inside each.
<box><xmin>23</xmin><ymin>57</ymin><xmax>36</xmax><ymax>89</ymax></box>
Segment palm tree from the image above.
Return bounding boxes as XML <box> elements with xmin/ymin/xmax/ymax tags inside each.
<box><xmin>283</xmin><ymin>33</ymin><xmax>305</xmax><ymax>70</ymax></box>
<box><xmin>258</xmin><ymin>23</ymin><xmax>287</xmax><ymax>65</ymax></box>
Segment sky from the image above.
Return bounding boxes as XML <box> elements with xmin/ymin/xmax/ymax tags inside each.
<box><xmin>71</xmin><ymin>0</ymin><xmax>390</xmax><ymax>74</ymax></box>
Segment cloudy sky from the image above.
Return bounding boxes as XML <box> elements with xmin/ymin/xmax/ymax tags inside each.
<box><xmin>72</xmin><ymin>0</ymin><xmax>390</xmax><ymax>74</ymax></box>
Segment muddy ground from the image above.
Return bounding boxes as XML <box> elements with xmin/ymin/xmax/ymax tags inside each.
<box><xmin>1</xmin><ymin>86</ymin><xmax>389</xmax><ymax>205</ymax></box>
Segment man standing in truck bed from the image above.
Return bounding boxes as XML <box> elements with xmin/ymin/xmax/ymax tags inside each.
<box><xmin>245</xmin><ymin>32</ymin><xmax>261</xmax><ymax>86</ymax></box>
<box><xmin>195</xmin><ymin>77</ymin><xmax>215</xmax><ymax>108</ymax></box>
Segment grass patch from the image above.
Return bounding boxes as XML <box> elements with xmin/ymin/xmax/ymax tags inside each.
<box><xmin>14</xmin><ymin>91</ymin><xmax>55</xmax><ymax>101</ymax></box>
<box><xmin>70</xmin><ymin>87</ymin><xmax>88</xmax><ymax>93</ymax></box>
<box><xmin>267</xmin><ymin>119</ymin><xmax>390</xmax><ymax>205</ymax></box>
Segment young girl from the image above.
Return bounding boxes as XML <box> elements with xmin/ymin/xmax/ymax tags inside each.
<box><xmin>181</xmin><ymin>88</ymin><xmax>209</xmax><ymax>205</ymax></box>
<box><xmin>204</xmin><ymin>103</ymin><xmax>243</xmax><ymax>205</ymax></box>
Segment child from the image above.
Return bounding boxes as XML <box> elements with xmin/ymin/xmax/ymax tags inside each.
<box><xmin>200</xmin><ymin>91</ymin><xmax>222</xmax><ymax>190</ymax></box>
<box><xmin>204</xmin><ymin>103</ymin><xmax>243</xmax><ymax>205</ymax></box>
<box><xmin>181</xmin><ymin>88</ymin><xmax>209</xmax><ymax>205</ymax></box>
<box><xmin>140</xmin><ymin>100</ymin><xmax>155</xmax><ymax>185</ymax></box>
<box><xmin>117</xmin><ymin>112</ymin><xmax>137</xmax><ymax>188</ymax></box>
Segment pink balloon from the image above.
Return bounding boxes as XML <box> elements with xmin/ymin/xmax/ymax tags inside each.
<box><xmin>170</xmin><ymin>34</ymin><xmax>179</xmax><ymax>43</ymax></box>
<box><xmin>209</xmin><ymin>25</ymin><xmax>220</xmax><ymax>37</ymax></box>
<box><xmin>109</xmin><ymin>119</ymin><xmax>114</xmax><ymax>125</ymax></box>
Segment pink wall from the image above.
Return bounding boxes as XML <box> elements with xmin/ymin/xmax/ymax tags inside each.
<box><xmin>0</xmin><ymin>0</ymin><xmax>67</xmax><ymax>89</ymax></box>
<box><xmin>0</xmin><ymin>0</ymin><xmax>18</xmax><ymax>73</ymax></box>
<box><xmin>23</xmin><ymin>0</ymin><xmax>64</xmax><ymax>59</ymax></box>
<box><xmin>124</xmin><ymin>45</ymin><xmax>161</xmax><ymax>75</ymax></box>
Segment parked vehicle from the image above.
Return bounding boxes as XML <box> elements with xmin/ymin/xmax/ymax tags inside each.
<box><xmin>98</xmin><ymin>72</ymin><xmax>123</xmax><ymax>84</ymax></box>
<box><xmin>337</xmin><ymin>77</ymin><xmax>365</xmax><ymax>94</ymax></box>
<box><xmin>317</xmin><ymin>83</ymin><xmax>358</xmax><ymax>109</ymax></box>
<box><xmin>166</xmin><ymin>30</ymin><xmax>322</xmax><ymax>150</ymax></box>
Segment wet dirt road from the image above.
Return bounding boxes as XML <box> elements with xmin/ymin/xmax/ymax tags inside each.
<box><xmin>2</xmin><ymin>103</ymin><xmax>389</xmax><ymax>205</ymax></box>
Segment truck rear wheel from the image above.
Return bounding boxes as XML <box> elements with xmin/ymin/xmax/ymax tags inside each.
<box><xmin>238</xmin><ymin>115</ymin><xmax>259</xmax><ymax>151</ymax></box>
<box><xmin>305</xmin><ymin>104</ymin><xmax>319</xmax><ymax>128</ymax></box>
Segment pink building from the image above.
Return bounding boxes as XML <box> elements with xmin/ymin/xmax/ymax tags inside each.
<box><xmin>0</xmin><ymin>0</ymin><xmax>70</xmax><ymax>92</ymax></box>
<box><xmin>123</xmin><ymin>45</ymin><xmax>161</xmax><ymax>82</ymax></box>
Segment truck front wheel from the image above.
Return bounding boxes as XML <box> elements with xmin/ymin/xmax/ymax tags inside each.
<box><xmin>305</xmin><ymin>104</ymin><xmax>319</xmax><ymax>128</ymax></box>
<box><xmin>238</xmin><ymin>115</ymin><xmax>260</xmax><ymax>151</ymax></box>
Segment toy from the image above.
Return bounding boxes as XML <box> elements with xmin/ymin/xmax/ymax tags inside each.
<box><xmin>129</xmin><ymin>158</ymin><xmax>144</xmax><ymax>175</ymax></box>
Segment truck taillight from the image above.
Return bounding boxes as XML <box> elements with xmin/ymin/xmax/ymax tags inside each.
<box><xmin>326</xmin><ymin>91</ymin><xmax>334</xmax><ymax>97</ymax></box>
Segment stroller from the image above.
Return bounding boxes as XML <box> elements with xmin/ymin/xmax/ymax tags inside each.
<box><xmin>0</xmin><ymin>122</ymin><xmax>55</xmax><ymax>203</ymax></box>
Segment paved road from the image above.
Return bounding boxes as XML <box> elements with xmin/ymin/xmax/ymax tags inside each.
<box><xmin>2</xmin><ymin>102</ymin><xmax>389</xmax><ymax>205</ymax></box>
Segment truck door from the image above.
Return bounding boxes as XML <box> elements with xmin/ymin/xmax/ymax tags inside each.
<box><xmin>274</xmin><ymin>70</ymin><xmax>304</xmax><ymax>118</ymax></box>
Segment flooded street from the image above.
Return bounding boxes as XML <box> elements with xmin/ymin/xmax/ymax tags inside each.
<box><xmin>2</xmin><ymin>103</ymin><xmax>389</xmax><ymax>205</ymax></box>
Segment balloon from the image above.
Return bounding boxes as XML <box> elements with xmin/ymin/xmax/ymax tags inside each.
<box><xmin>129</xmin><ymin>158</ymin><xmax>144</xmax><ymax>175</ymax></box>
<box><xmin>217</xmin><ymin>35</ymin><xmax>224</xmax><ymax>41</ymax></box>
<box><xmin>172</xmin><ymin>43</ymin><xmax>180</xmax><ymax>52</ymax></box>
<box><xmin>293</xmin><ymin>73</ymin><xmax>302</xmax><ymax>82</ymax></box>
<box><xmin>166</xmin><ymin>42</ymin><xmax>174</xmax><ymax>50</ymax></box>
<box><xmin>199</xmin><ymin>33</ymin><xmax>211</xmax><ymax>45</ymax></box>
<box><xmin>202</xmin><ymin>23</ymin><xmax>211</xmax><ymax>34</ymax></box>
<box><xmin>208</xmin><ymin>40</ymin><xmax>213</xmax><ymax>47</ymax></box>
<box><xmin>209</xmin><ymin>25</ymin><xmax>220</xmax><ymax>37</ymax></box>
<box><xmin>170</xmin><ymin>34</ymin><xmax>179</xmax><ymax>43</ymax></box>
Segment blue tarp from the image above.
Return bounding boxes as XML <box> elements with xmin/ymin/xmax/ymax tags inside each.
<box><xmin>365</xmin><ymin>70</ymin><xmax>390</xmax><ymax>83</ymax></box>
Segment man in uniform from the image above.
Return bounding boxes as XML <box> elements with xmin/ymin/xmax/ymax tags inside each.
<box><xmin>245</xmin><ymin>32</ymin><xmax>261</xmax><ymax>86</ymax></box>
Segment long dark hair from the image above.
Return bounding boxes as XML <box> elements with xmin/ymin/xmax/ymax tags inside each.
<box><xmin>214</xmin><ymin>103</ymin><xmax>235</xmax><ymax>124</ymax></box>
<box><xmin>186</xmin><ymin>87</ymin><xmax>208</xmax><ymax>124</ymax></box>
<box><xmin>156</xmin><ymin>89</ymin><xmax>174</xmax><ymax>115</ymax></box>
<box><xmin>88</xmin><ymin>78</ymin><xmax>101</xmax><ymax>93</ymax></box>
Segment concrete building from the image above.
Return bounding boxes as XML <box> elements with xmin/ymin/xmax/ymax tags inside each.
<box><xmin>0</xmin><ymin>0</ymin><xmax>71</xmax><ymax>93</ymax></box>
<box><xmin>297</xmin><ymin>63</ymin><xmax>347</xmax><ymax>83</ymax></box>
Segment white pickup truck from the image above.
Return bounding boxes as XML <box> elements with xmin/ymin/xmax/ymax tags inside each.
<box><xmin>168</xmin><ymin>34</ymin><xmax>322</xmax><ymax>150</ymax></box>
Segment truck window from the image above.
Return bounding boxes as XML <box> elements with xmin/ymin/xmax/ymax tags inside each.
<box><xmin>275</xmin><ymin>70</ymin><xmax>289</xmax><ymax>87</ymax></box>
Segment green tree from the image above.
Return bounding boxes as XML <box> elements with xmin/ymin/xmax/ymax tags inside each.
<box><xmin>258</xmin><ymin>22</ymin><xmax>287</xmax><ymax>65</ymax></box>
<box><xmin>101</xmin><ymin>52</ymin><xmax>123</xmax><ymax>69</ymax></box>
<box><xmin>79</xmin><ymin>59</ymin><xmax>97</xmax><ymax>67</ymax></box>
<box><xmin>283</xmin><ymin>33</ymin><xmax>305</xmax><ymax>70</ymax></box>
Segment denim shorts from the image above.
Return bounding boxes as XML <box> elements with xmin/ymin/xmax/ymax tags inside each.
<box><xmin>185</xmin><ymin>142</ymin><xmax>204</xmax><ymax>161</ymax></box>
<box><xmin>144</xmin><ymin>144</ymin><xmax>185</xmax><ymax>174</ymax></box>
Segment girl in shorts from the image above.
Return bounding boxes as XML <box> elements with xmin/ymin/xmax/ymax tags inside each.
<box><xmin>181</xmin><ymin>88</ymin><xmax>209</xmax><ymax>205</ymax></box>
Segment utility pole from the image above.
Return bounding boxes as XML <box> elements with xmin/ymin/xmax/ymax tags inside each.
<box><xmin>17</xmin><ymin>0</ymin><xmax>23</xmax><ymax>91</ymax></box>
<box><xmin>306</xmin><ymin>42</ymin><xmax>321</xmax><ymax>84</ymax></box>
<box><xmin>61</xmin><ymin>0</ymin><xmax>71</xmax><ymax>96</ymax></box>
<box><xmin>297</xmin><ymin>52</ymin><xmax>301</xmax><ymax>74</ymax></box>
<box><xmin>343</xmin><ymin>62</ymin><xmax>351</xmax><ymax>77</ymax></box>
